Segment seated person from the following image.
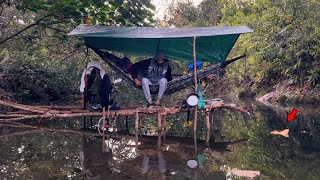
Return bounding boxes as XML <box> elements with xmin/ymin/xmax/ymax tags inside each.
<box><xmin>131</xmin><ymin>50</ymin><xmax>172</xmax><ymax>105</ymax></box>
<box><xmin>87</xmin><ymin>46</ymin><xmax>172</xmax><ymax>105</ymax></box>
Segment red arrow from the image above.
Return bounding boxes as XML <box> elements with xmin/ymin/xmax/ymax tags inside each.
<box><xmin>287</xmin><ymin>108</ymin><xmax>298</xmax><ymax>122</ymax></box>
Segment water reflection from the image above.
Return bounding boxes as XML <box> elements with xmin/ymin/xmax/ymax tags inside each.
<box><xmin>1</xmin><ymin>100</ymin><xmax>320</xmax><ymax>179</ymax></box>
<box><xmin>76</xmin><ymin>126</ymin><xmax>250</xmax><ymax>180</ymax></box>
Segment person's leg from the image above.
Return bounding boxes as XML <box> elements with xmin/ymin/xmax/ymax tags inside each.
<box><xmin>156</xmin><ymin>78</ymin><xmax>167</xmax><ymax>105</ymax></box>
<box><xmin>142</xmin><ymin>78</ymin><xmax>153</xmax><ymax>104</ymax></box>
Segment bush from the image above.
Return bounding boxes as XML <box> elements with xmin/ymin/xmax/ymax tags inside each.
<box><xmin>6</xmin><ymin>54</ymin><xmax>81</xmax><ymax>102</ymax></box>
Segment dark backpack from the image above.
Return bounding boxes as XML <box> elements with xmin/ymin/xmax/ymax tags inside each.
<box><xmin>84</xmin><ymin>67</ymin><xmax>102</xmax><ymax>104</ymax></box>
<box><xmin>116</xmin><ymin>57</ymin><xmax>132</xmax><ymax>73</ymax></box>
<box><xmin>100</xmin><ymin>73</ymin><xmax>113</xmax><ymax>107</ymax></box>
<box><xmin>84</xmin><ymin>68</ymin><xmax>113</xmax><ymax>108</ymax></box>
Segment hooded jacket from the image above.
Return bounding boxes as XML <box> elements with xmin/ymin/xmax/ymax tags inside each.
<box><xmin>131</xmin><ymin>50</ymin><xmax>172</xmax><ymax>83</ymax></box>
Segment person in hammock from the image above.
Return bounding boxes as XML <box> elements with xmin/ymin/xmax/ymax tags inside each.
<box><xmin>87</xmin><ymin>45</ymin><xmax>172</xmax><ymax>105</ymax></box>
<box><xmin>131</xmin><ymin>50</ymin><xmax>172</xmax><ymax>105</ymax></box>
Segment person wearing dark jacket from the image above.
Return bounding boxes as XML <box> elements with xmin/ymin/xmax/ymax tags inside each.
<box><xmin>131</xmin><ymin>50</ymin><xmax>172</xmax><ymax>105</ymax></box>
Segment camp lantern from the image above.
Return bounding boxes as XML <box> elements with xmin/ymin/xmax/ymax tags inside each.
<box><xmin>186</xmin><ymin>93</ymin><xmax>199</xmax><ymax>107</ymax></box>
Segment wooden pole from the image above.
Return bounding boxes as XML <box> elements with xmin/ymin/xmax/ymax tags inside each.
<box><xmin>157</xmin><ymin>111</ymin><xmax>162</xmax><ymax>130</ymax></box>
<box><xmin>157</xmin><ymin>131</ymin><xmax>161</xmax><ymax>151</ymax></box>
<box><xmin>162</xmin><ymin>114</ymin><xmax>167</xmax><ymax>142</ymax></box>
<box><xmin>193</xmin><ymin>36</ymin><xmax>198</xmax><ymax>155</ymax></box>
<box><xmin>205</xmin><ymin>111</ymin><xmax>210</xmax><ymax>147</ymax></box>
<box><xmin>135</xmin><ymin>111</ymin><xmax>139</xmax><ymax>148</ymax></box>
<box><xmin>102</xmin><ymin>107</ymin><xmax>106</xmax><ymax>152</ymax></box>
<box><xmin>193</xmin><ymin>36</ymin><xmax>198</xmax><ymax>89</ymax></box>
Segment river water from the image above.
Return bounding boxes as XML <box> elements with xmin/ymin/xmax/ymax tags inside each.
<box><xmin>0</xmin><ymin>100</ymin><xmax>319</xmax><ymax>179</ymax></box>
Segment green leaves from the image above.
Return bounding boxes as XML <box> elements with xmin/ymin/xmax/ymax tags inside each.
<box><xmin>220</xmin><ymin>0</ymin><xmax>320</xmax><ymax>87</ymax></box>
<box><xmin>14</xmin><ymin>0</ymin><xmax>155</xmax><ymax>27</ymax></box>
<box><xmin>164</xmin><ymin>0</ymin><xmax>221</xmax><ymax>27</ymax></box>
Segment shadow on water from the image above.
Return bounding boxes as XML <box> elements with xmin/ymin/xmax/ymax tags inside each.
<box><xmin>0</xmin><ymin>99</ymin><xmax>320</xmax><ymax>179</ymax></box>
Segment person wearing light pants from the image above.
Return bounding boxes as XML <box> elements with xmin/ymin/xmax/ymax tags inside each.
<box><xmin>131</xmin><ymin>50</ymin><xmax>172</xmax><ymax>105</ymax></box>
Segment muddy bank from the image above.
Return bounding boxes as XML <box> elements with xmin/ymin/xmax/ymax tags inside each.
<box><xmin>256</xmin><ymin>82</ymin><xmax>320</xmax><ymax>105</ymax></box>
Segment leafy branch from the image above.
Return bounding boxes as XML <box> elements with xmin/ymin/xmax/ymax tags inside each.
<box><xmin>0</xmin><ymin>13</ymin><xmax>55</xmax><ymax>45</ymax></box>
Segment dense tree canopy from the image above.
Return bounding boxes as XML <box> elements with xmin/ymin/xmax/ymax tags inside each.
<box><xmin>220</xmin><ymin>0</ymin><xmax>320</xmax><ymax>87</ymax></box>
<box><xmin>165</xmin><ymin>0</ymin><xmax>320</xmax><ymax>90</ymax></box>
<box><xmin>0</xmin><ymin>0</ymin><xmax>155</xmax><ymax>101</ymax></box>
<box><xmin>1</xmin><ymin>0</ymin><xmax>319</xmax><ymax>102</ymax></box>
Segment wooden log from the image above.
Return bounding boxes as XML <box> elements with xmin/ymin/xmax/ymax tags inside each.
<box><xmin>6</xmin><ymin>111</ymin><xmax>34</xmax><ymax>115</ymax></box>
<box><xmin>35</xmin><ymin>105</ymin><xmax>81</xmax><ymax>109</ymax></box>
<box><xmin>0</xmin><ymin>114</ymin><xmax>28</xmax><ymax>118</ymax></box>
<box><xmin>0</xmin><ymin>100</ymin><xmax>46</xmax><ymax>114</ymax></box>
<box><xmin>0</xmin><ymin>100</ymin><xmax>249</xmax><ymax>122</ymax></box>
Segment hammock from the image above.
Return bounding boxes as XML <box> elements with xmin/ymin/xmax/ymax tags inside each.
<box><xmin>88</xmin><ymin>45</ymin><xmax>245</xmax><ymax>95</ymax></box>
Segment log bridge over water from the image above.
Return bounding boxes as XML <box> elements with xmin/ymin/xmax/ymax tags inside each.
<box><xmin>0</xmin><ymin>100</ymin><xmax>250</xmax><ymax>153</ymax></box>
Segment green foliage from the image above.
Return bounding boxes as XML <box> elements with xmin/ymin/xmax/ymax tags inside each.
<box><xmin>166</xmin><ymin>0</ymin><xmax>221</xmax><ymax>27</ymax></box>
<box><xmin>0</xmin><ymin>0</ymin><xmax>155</xmax><ymax>102</ymax></box>
<box><xmin>220</xmin><ymin>0</ymin><xmax>320</xmax><ymax>87</ymax></box>
<box><xmin>15</xmin><ymin>0</ymin><xmax>155</xmax><ymax>26</ymax></box>
<box><xmin>164</xmin><ymin>0</ymin><xmax>320</xmax><ymax>90</ymax></box>
<box><xmin>6</xmin><ymin>52</ymin><xmax>81</xmax><ymax>101</ymax></box>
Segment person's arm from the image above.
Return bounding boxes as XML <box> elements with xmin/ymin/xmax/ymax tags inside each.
<box><xmin>166</xmin><ymin>64</ymin><xmax>172</xmax><ymax>81</ymax></box>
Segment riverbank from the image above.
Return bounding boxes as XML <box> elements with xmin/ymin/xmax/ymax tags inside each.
<box><xmin>236</xmin><ymin>80</ymin><xmax>320</xmax><ymax>105</ymax></box>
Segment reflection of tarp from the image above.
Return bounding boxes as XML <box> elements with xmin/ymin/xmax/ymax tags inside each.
<box><xmin>68</xmin><ymin>24</ymin><xmax>253</xmax><ymax>62</ymax></box>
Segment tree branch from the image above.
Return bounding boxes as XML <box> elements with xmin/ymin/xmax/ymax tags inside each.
<box><xmin>0</xmin><ymin>13</ymin><xmax>54</xmax><ymax>45</ymax></box>
<box><xmin>38</xmin><ymin>23</ymin><xmax>67</xmax><ymax>33</ymax></box>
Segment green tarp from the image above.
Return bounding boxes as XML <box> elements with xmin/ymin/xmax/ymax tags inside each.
<box><xmin>68</xmin><ymin>24</ymin><xmax>253</xmax><ymax>62</ymax></box>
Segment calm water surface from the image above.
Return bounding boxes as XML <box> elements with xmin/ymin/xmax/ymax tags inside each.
<box><xmin>0</xmin><ymin>100</ymin><xmax>319</xmax><ymax>179</ymax></box>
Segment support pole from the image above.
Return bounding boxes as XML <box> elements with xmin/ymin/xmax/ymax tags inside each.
<box><xmin>102</xmin><ymin>107</ymin><xmax>106</xmax><ymax>152</ymax></box>
<box><xmin>157</xmin><ymin>131</ymin><xmax>161</xmax><ymax>151</ymax></box>
<box><xmin>82</xmin><ymin>93</ymin><xmax>86</xmax><ymax>129</ymax></box>
<box><xmin>193</xmin><ymin>37</ymin><xmax>198</xmax><ymax>88</ymax></box>
<box><xmin>125</xmin><ymin>116</ymin><xmax>129</xmax><ymax>133</ymax></box>
<box><xmin>83</xmin><ymin>117</ymin><xmax>86</xmax><ymax>129</ymax></box>
<box><xmin>205</xmin><ymin>111</ymin><xmax>210</xmax><ymax>147</ymax></box>
<box><xmin>193</xmin><ymin>36</ymin><xmax>198</xmax><ymax>154</ymax></box>
<box><xmin>90</xmin><ymin>117</ymin><xmax>93</xmax><ymax>129</ymax></box>
<box><xmin>135</xmin><ymin>111</ymin><xmax>139</xmax><ymax>148</ymax></box>
<box><xmin>157</xmin><ymin>112</ymin><xmax>162</xmax><ymax>130</ymax></box>
<box><xmin>162</xmin><ymin>114</ymin><xmax>167</xmax><ymax>142</ymax></box>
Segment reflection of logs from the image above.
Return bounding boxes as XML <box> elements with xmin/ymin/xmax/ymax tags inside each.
<box><xmin>0</xmin><ymin>100</ymin><xmax>249</xmax><ymax>122</ymax></box>
<box><xmin>0</xmin><ymin>123</ymin><xmax>100</xmax><ymax>138</ymax></box>
<box><xmin>0</xmin><ymin>120</ymin><xmax>248</xmax><ymax>150</ymax></box>
<box><xmin>117</xmin><ymin>132</ymin><xmax>249</xmax><ymax>148</ymax></box>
